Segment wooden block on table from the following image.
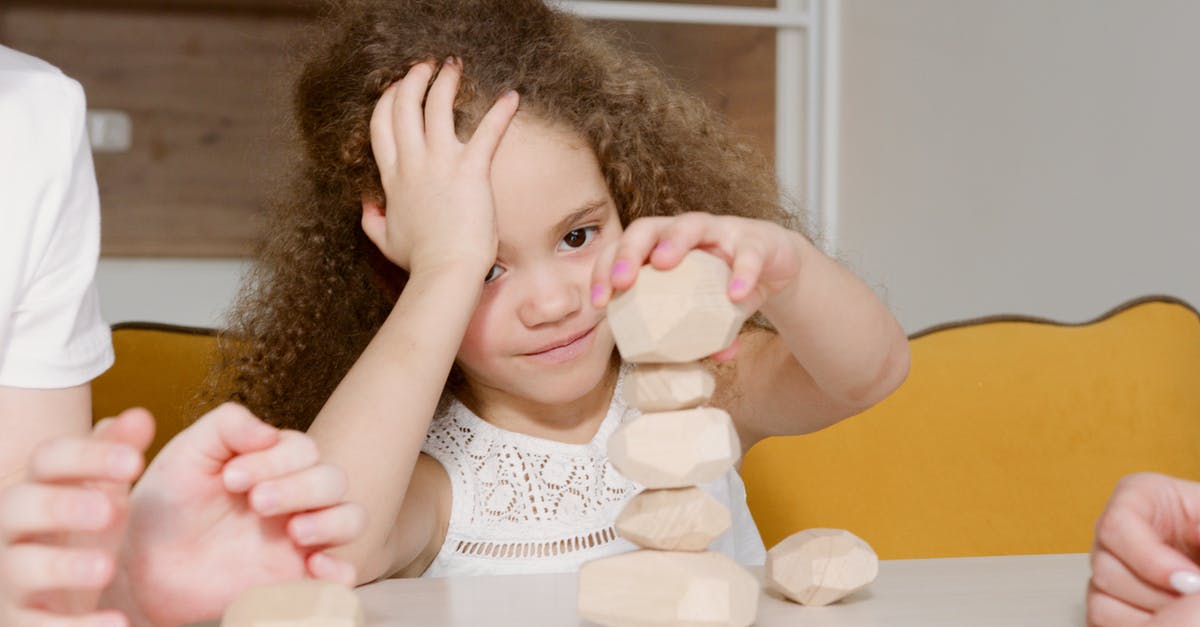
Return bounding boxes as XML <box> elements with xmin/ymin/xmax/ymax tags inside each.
<box><xmin>607</xmin><ymin>250</ymin><xmax>749</xmax><ymax>363</ymax></box>
<box><xmin>624</xmin><ymin>362</ymin><xmax>716</xmax><ymax>412</ymax></box>
<box><xmin>608</xmin><ymin>407</ymin><xmax>741</xmax><ymax>489</ymax></box>
<box><xmin>766</xmin><ymin>528</ymin><xmax>879</xmax><ymax>607</ymax></box>
<box><xmin>221</xmin><ymin>579</ymin><xmax>364</xmax><ymax>627</ymax></box>
<box><xmin>616</xmin><ymin>487</ymin><xmax>731</xmax><ymax>551</ymax></box>
<box><xmin>578</xmin><ymin>550</ymin><xmax>759</xmax><ymax>627</ymax></box>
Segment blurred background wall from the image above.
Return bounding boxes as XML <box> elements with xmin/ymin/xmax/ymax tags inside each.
<box><xmin>3</xmin><ymin>1</ymin><xmax>1196</xmax><ymax>331</ymax></box>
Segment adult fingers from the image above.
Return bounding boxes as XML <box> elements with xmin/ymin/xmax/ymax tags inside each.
<box><xmin>1086</xmin><ymin>582</ymin><xmax>1152</xmax><ymax>626</ymax></box>
<box><xmin>1090</xmin><ymin>547</ymin><xmax>1178</xmax><ymax>614</ymax></box>
<box><xmin>0</xmin><ymin>545</ymin><xmax>113</xmax><ymax>601</ymax></box>
<box><xmin>221</xmin><ymin>429</ymin><xmax>319</xmax><ymax>494</ymax></box>
<box><xmin>246</xmin><ymin>462</ymin><xmax>345</xmax><ymax>517</ymax></box>
<box><xmin>27</xmin><ymin>438</ymin><xmax>142</xmax><ymax>485</ymax></box>
<box><xmin>287</xmin><ymin>502</ymin><xmax>367</xmax><ymax>548</ymax></box>
<box><xmin>0</xmin><ymin>484</ymin><xmax>113</xmax><ymax>542</ymax></box>
<box><xmin>6</xmin><ymin>608</ymin><xmax>128</xmax><ymax>627</ymax></box>
<box><xmin>91</xmin><ymin>408</ymin><xmax>156</xmax><ymax>456</ymax></box>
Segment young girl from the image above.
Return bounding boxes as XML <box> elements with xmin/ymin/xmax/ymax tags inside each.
<box><xmin>214</xmin><ymin>0</ymin><xmax>910</xmax><ymax>582</ymax></box>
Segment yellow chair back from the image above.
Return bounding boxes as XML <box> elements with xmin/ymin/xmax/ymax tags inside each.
<box><xmin>741</xmin><ymin>297</ymin><xmax>1200</xmax><ymax>558</ymax></box>
<box><xmin>91</xmin><ymin>323</ymin><xmax>221</xmax><ymax>462</ymax></box>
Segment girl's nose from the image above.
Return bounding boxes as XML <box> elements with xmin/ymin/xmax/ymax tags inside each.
<box><xmin>517</xmin><ymin>267</ymin><xmax>582</xmax><ymax>328</ymax></box>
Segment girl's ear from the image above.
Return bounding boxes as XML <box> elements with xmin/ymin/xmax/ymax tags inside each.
<box><xmin>361</xmin><ymin>193</ymin><xmax>388</xmax><ymax>253</ymax></box>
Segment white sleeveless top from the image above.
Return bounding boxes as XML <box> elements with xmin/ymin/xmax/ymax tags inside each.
<box><xmin>419</xmin><ymin>364</ymin><xmax>767</xmax><ymax>577</ymax></box>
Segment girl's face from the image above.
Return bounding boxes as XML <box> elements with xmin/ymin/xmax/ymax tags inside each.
<box><xmin>455</xmin><ymin>116</ymin><xmax>622</xmax><ymax>409</ymax></box>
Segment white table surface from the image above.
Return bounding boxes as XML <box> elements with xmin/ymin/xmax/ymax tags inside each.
<box><xmin>192</xmin><ymin>553</ymin><xmax>1090</xmax><ymax>626</ymax></box>
<box><xmin>351</xmin><ymin>553</ymin><xmax>1088</xmax><ymax>626</ymax></box>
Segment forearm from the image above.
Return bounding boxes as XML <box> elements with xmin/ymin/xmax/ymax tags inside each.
<box><xmin>306</xmin><ymin>266</ymin><xmax>481</xmax><ymax>571</ymax></box>
<box><xmin>0</xmin><ymin>384</ymin><xmax>92</xmax><ymax>491</ymax></box>
<box><xmin>760</xmin><ymin>234</ymin><xmax>909</xmax><ymax>410</ymax></box>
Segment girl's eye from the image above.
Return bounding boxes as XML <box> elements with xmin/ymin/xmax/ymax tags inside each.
<box><xmin>558</xmin><ymin>226</ymin><xmax>598</xmax><ymax>251</ymax></box>
<box><xmin>484</xmin><ymin>264</ymin><xmax>504</xmax><ymax>283</ymax></box>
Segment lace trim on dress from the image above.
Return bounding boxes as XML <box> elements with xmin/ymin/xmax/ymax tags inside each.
<box><xmin>452</xmin><ymin>526</ymin><xmax>622</xmax><ymax>560</ymax></box>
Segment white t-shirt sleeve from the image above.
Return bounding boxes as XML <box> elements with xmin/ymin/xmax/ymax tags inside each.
<box><xmin>0</xmin><ymin>46</ymin><xmax>114</xmax><ymax>388</ymax></box>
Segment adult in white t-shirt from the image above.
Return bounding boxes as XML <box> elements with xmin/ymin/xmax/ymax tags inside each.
<box><xmin>0</xmin><ymin>44</ymin><xmax>113</xmax><ymax>489</ymax></box>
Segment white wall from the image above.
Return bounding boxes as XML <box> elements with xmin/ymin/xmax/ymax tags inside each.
<box><xmin>97</xmin><ymin>258</ymin><xmax>248</xmax><ymax>328</ymax></box>
<box><xmin>837</xmin><ymin>0</ymin><xmax>1200</xmax><ymax>332</ymax></box>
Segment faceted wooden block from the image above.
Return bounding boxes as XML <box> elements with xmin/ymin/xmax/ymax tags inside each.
<box><xmin>616</xmin><ymin>487</ymin><xmax>731</xmax><ymax>551</ymax></box>
<box><xmin>766</xmin><ymin>528</ymin><xmax>879</xmax><ymax>606</ymax></box>
<box><xmin>578</xmin><ymin>550</ymin><xmax>759</xmax><ymax>627</ymax></box>
<box><xmin>608</xmin><ymin>407</ymin><xmax>741</xmax><ymax>489</ymax></box>
<box><xmin>608</xmin><ymin>250</ymin><xmax>749</xmax><ymax>363</ymax></box>
<box><xmin>221</xmin><ymin>579</ymin><xmax>365</xmax><ymax>627</ymax></box>
<box><xmin>624</xmin><ymin>363</ymin><xmax>716</xmax><ymax>412</ymax></box>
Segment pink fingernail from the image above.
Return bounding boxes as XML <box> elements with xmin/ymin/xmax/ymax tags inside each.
<box><xmin>654</xmin><ymin>241</ymin><xmax>671</xmax><ymax>253</ymax></box>
<box><xmin>224</xmin><ymin>467</ymin><xmax>250</xmax><ymax>492</ymax></box>
<box><xmin>612</xmin><ymin>260</ymin><xmax>630</xmax><ymax>278</ymax></box>
<box><xmin>591</xmin><ymin>283</ymin><xmax>605</xmax><ymax>305</ymax></box>
<box><xmin>730</xmin><ymin>278</ymin><xmax>747</xmax><ymax>294</ymax></box>
<box><xmin>1171</xmin><ymin>570</ymin><xmax>1200</xmax><ymax>595</ymax></box>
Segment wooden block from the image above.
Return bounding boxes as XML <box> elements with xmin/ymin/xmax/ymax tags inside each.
<box><xmin>616</xmin><ymin>487</ymin><xmax>732</xmax><ymax>551</ymax></box>
<box><xmin>608</xmin><ymin>407</ymin><xmax>741</xmax><ymax>489</ymax></box>
<box><xmin>221</xmin><ymin>580</ymin><xmax>365</xmax><ymax>627</ymax></box>
<box><xmin>607</xmin><ymin>250</ymin><xmax>750</xmax><ymax>363</ymax></box>
<box><xmin>624</xmin><ymin>363</ymin><xmax>716</xmax><ymax>412</ymax></box>
<box><xmin>765</xmin><ymin>528</ymin><xmax>879</xmax><ymax>606</ymax></box>
<box><xmin>578</xmin><ymin>550</ymin><xmax>759</xmax><ymax>627</ymax></box>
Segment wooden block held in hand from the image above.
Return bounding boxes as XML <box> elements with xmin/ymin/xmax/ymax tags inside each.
<box><xmin>766</xmin><ymin>528</ymin><xmax>879</xmax><ymax>606</ymax></box>
<box><xmin>616</xmin><ymin>487</ymin><xmax>732</xmax><ymax>551</ymax></box>
<box><xmin>221</xmin><ymin>579</ymin><xmax>365</xmax><ymax>627</ymax></box>
<box><xmin>579</xmin><ymin>550</ymin><xmax>759</xmax><ymax>627</ymax></box>
<box><xmin>624</xmin><ymin>363</ymin><xmax>716</xmax><ymax>412</ymax></box>
<box><xmin>608</xmin><ymin>250</ymin><xmax>749</xmax><ymax>363</ymax></box>
<box><xmin>608</xmin><ymin>407</ymin><xmax>741</xmax><ymax>489</ymax></box>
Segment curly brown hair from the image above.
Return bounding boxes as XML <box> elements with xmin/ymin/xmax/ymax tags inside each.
<box><xmin>207</xmin><ymin>0</ymin><xmax>803</xmax><ymax>431</ymax></box>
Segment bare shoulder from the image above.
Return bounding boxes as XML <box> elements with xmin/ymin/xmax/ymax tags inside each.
<box><xmin>382</xmin><ymin>452</ymin><xmax>452</xmax><ymax>579</ymax></box>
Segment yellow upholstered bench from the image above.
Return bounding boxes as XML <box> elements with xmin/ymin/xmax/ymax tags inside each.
<box><xmin>91</xmin><ymin>323</ymin><xmax>222</xmax><ymax>462</ymax></box>
<box><xmin>741</xmin><ymin>296</ymin><xmax>1200</xmax><ymax>558</ymax></box>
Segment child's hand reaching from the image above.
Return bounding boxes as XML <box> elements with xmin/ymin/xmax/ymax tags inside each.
<box><xmin>590</xmin><ymin>212</ymin><xmax>807</xmax><ymax>359</ymax></box>
<box><xmin>105</xmin><ymin>403</ymin><xmax>363</xmax><ymax>627</ymax></box>
<box><xmin>0</xmin><ymin>408</ymin><xmax>152</xmax><ymax>627</ymax></box>
<box><xmin>361</xmin><ymin>58</ymin><xmax>520</xmax><ymax>279</ymax></box>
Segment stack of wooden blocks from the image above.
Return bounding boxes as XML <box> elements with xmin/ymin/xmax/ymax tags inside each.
<box><xmin>578</xmin><ymin>250</ymin><xmax>759</xmax><ymax>627</ymax></box>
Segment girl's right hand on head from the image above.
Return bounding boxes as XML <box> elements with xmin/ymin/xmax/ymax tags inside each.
<box><xmin>361</xmin><ymin>58</ymin><xmax>520</xmax><ymax>278</ymax></box>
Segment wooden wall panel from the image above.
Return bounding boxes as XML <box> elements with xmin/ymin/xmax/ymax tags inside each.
<box><xmin>2</xmin><ymin>2</ymin><xmax>778</xmax><ymax>257</ymax></box>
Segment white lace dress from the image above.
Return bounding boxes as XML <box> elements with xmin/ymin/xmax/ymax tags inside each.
<box><xmin>419</xmin><ymin>365</ymin><xmax>767</xmax><ymax>577</ymax></box>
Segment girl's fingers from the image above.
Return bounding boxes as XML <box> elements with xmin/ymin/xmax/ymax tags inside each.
<box><xmin>728</xmin><ymin>243</ymin><xmax>766</xmax><ymax>303</ymax></box>
<box><xmin>221</xmin><ymin>430</ymin><xmax>319</xmax><ymax>494</ymax></box>
<box><xmin>462</xmin><ymin>90</ymin><xmax>520</xmax><ymax>174</ymax></box>
<box><xmin>368</xmin><ymin>82</ymin><xmax>400</xmax><ymax>168</ymax></box>
<box><xmin>1147</xmin><ymin>594</ymin><xmax>1200</xmax><ymax>626</ymax></box>
<box><xmin>0</xmin><ymin>545</ymin><xmax>114</xmax><ymax>599</ymax></box>
<box><xmin>393</xmin><ymin>61</ymin><xmax>438</xmax><ymax>162</ymax></box>
<box><xmin>8</xmin><ymin>608</ymin><xmax>128</xmax><ymax>627</ymax></box>
<box><xmin>424</xmin><ymin>58</ymin><xmax>462</xmax><ymax>151</ymax></box>
<box><xmin>176</xmin><ymin>403</ymin><xmax>280</xmax><ymax>473</ymax></box>
<box><xmin>0</xmin><ymin>484</ymin><xmax>113</xmax><ymax>542</ymax></box>
<box><xmin>306</xmin><ymin>551</ymin><xmax>357</xmax><ymax>587</ymax></box>
<box><xmin>247</xmin><ymin>464</ymin><xmax>347</xmax><ymax>518</ymax></box>
<box><xmin>709</xmin><ymin>336</ymin><xmax>740</xmax><ymax>363</ymax></box>
<box><xmin>1090</xmin><ymin>547</ymin><xmax>1179</xmax><ymax>613</ymax></box>
<box><xmin>590</xmin><ymin>241</ymin><xmax>621</xmax><ymax>308</ymax></box>
<box><xmin>27</xmin><ymin>439</ymin><xmax>142</xmax><ymax>485</ymax></box>
<box><xmin>1087</xmin><ymin>582</ymin><xmax>1152</xmax><ymax>626</ymax></box>
<box><xmin>606</xmin><ymin>216</ymin><xmax>670</xmax><ymax>291</ymax></box>
<box><xmin>287</xmin><ymin>502</ymin><xmax>367</xmax><ymax>547</ymax></box>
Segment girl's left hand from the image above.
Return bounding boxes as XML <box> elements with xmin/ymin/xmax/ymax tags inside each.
<box><xmin>590</xmin><ymin>212</ymin><xmax>807</xmax><ymax>351</ymax></box>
